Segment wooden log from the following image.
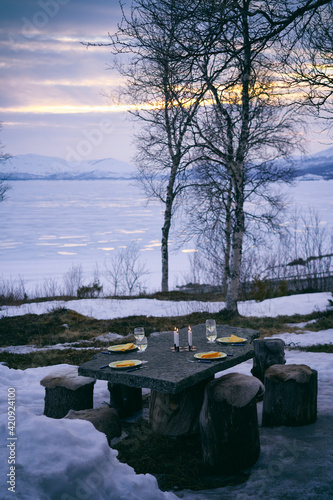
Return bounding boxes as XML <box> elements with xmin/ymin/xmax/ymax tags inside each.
<box><xmin>40</xmin><ymin>367</ymin><xmax>95</xmax><ymax>419</ymax></box>
<box><xmin>199</xmin><ymin>373</ymin><xmax>264</xmax><ymax>472</ymax></box>
<box><xmin>262</xmin><ymin>364</ymin><xmax>318</xmax><ymax>427</ymax></box>
<box><xmin>149</xmin><ymin>378</ymin><xmax>213</xmax><ymax>436</ymax></box>
<box><xmin>251</xmin><ymin>338</ymin><xmax>286</xmax><ymax>383</ymax></box>
<box><xmin>108</xmin><ymin>382</ymin><xmax>142</xmax><ymax>418</ymax></box>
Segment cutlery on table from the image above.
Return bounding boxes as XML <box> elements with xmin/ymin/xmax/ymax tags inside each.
<box><xmin>188</xmin><ymin>359</ymin><xmax>212</xmax><ymax>364</ymax></box>
<box><xmin>126</xmin><ymin>365</ymin><xmax>147</xmax><ymax>372</ymax></box>
<box><xmin>188</xmin><ymin>354</ymin><xmax>233</xmax><ymax>365</ymax></box>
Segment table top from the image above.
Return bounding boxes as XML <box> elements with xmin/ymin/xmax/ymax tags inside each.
<box><xmin>78</xmin><ymin>324</ymin><xmax>259</xmax><ymax>394</ymax></box>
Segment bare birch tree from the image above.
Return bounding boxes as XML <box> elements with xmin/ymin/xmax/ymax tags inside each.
<box><xmin>104</xmin><ymin>243</ymin><xmax>148</xmax><ymax>296</ymax></box>
<box><xmin>86</xmin><ymin>0</ymin><xmax>331</xmax><ymax>307</ymax></box>
<box><xmin>179</xmin><ymin>0</ymin><xmax>331</xmax><ymax>313</ymax></box>
<box><xmin>86</xmin><ymin>0</ymin><xmax>209</xmax><ymax>292</ymax></box>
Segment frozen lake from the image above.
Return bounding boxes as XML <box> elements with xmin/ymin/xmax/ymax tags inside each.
<box><xmin>0</xmin><ymin>180</ymin><xmax>191</xmax><ymax>294</ymax></box>
<box><xmin>0</xmin><ymin>179</ymin><xmax>332</xmax><ymax>295</ymax></box>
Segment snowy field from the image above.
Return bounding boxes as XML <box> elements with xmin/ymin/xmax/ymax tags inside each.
<box><xmin>0</xmin><ymin>291</ymin><xmax>332</xmax><ymax>321</ymax></box>
<box><xmin>0</xmin><ymin>292</ymin><xmax>332</xmax><ymax>499</ymax></box>
<box><xmin>0</xmin><ymin>178</ymin><xmax>333</xmax><ymax>294</ymax></box>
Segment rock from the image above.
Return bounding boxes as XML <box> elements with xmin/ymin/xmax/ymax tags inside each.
<box><xmin>65</xmin><ymin>407</ymin><xmax>122</xmax><ymax>444</ymax></box>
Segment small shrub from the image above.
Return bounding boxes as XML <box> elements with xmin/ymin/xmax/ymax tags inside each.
<box><xmin>0</xmin><ymin>275</ymin><xmax>27</xmax><ymax>306</ymax></box>
<box><xmin>252</xmin><ymin>276</ymin><xmax>273</xmax><ymax>302</ymax></box>
<box><xmin>328</xmin><ymin>292</ymin><xmax>333</xmax><ymax>308</ymax></box>
<box><xmin>77</xmin><ymin>281</ymin><xmax>103</xmax><ymax>299</ymax></box>
<box><xmin>277</xmin><ymin>279</ymin><xmax>288</xmax><ymax>297</ymax></box>
<box><xmin>63</xmin><ymin>264</ymin><xmax>83</xmax><ymax>296</ymax></box>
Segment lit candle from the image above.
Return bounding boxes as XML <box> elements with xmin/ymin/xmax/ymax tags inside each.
<box><xmin>188</xmin><ymin>326</ymin><xmax>192</xmax><ymax>347</ymax></box>
<box><xmin>174</xmin><ymin>327</ymin><xmax>179</xmax><ymax>347</ymax></box>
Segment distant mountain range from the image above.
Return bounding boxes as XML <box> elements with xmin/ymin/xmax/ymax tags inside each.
<box><xmin>2</xmin><ymin>154</ymin><xmax>136</xmax><ymax>181</ymax></box>
<box><xmin>293</xmin><ymin>146</ymin><xmax>333</xmax><ymax>180</ymax></box>
<box><xmin>2</xmin><ymin>147</ymin><xmax>333</xmax><ymax>180</ymax></box>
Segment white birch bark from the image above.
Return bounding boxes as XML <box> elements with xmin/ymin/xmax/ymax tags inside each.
<box><xmin>226</xmin><ymin>172</ymin><xmax>245</xmax><ymax>312</ymax></box>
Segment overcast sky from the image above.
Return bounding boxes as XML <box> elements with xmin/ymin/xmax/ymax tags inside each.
<box><xmin>0</xmin><ymin>0</ymin><xmax>332</xmax><ymax>164</ymax></box>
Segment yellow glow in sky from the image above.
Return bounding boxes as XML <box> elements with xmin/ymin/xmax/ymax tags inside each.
<box><xmin>0</xmin><ymin>102</ymin><xmax>157</xmax><ymax>115</ymax></box>
<box><xmin>0</xmin><ymin>104</ymin><xmax>138</xmax><ymax>114</ymax></box>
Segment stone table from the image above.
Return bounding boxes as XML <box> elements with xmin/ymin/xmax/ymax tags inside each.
<box><xmin>79</xmin><ymin>324</ymin><xmax>259</xmax><ymax>433</ymax></box>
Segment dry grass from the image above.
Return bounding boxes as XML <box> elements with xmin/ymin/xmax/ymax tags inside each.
<box><xmin>1</xmin><ymin>302</ymin><xmax>332</xmax><ymax>370</ymax></box>
<box><xmin>0</xmin><ymin>349</ymin><xmax>100</xmax><ymax>370</ymax></box>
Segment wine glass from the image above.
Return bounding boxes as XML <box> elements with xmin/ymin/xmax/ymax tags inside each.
<box><xmin>134</xmin><ymin>327</ymin><xmax>145</xmax><ymax>342</ymax></box>
<box><xmin>206</xmin><ymin>319</ymin><xmax>217</xmax><ymax>343</ymax></box>
<box><xmin>136</xmin><ymin>336</ymin><xmax>148</xmax><ymax>352</ymax></box>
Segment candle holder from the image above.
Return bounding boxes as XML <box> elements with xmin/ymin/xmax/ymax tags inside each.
<box><xmin>170</xmin><ymin>345</ymin><xmax>183</xmax><ymax>352</ymax></box>
<box><xmin>185</xmin><ymin>345</ymin><xmax>197</xmax><ymax>352</ymax></box>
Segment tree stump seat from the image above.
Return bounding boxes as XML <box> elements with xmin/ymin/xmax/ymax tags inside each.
<box><xmin>262</xmin><ymin>364</ymin><xmax>318</xmax><ymax>427</ymax></box>
<box><xmin>251</xmin><ymin>338</ymin><xmax>286</xmax><ymax>383</ymax></box>
<box><xmin>40</xmin><ymin>366</ymin><xmax>95</xmax><ymax>419</ymax></box>
<box><xmin>199</xmin><ymin>373</ymin><xmax>264</xmax><ymax>472</ymax></box>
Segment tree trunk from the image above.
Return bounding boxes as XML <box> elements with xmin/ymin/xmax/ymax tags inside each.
<box><xmin>149</xmin><ymin>378</ymin><xmax>212</xmax><ymax>436</ymax></box>
<box><xmin>161</xmin><ymin>157</ymin><xmax>178</xmax><ymax>292</ymax></box>
<box><xmin>199</xmin><ymin>374</ymin><xmax>263</xmax><ymax>472</ymax></box>
<box><xmin>251</xmin><ymin>338</ymin><xmax>286</xmax><ymax>383</ymax></box>
<box><xmin>222</xmin><ymin>181</ymin><xmax>232</xmax><ymax>296</ymax></box>
<box><xmin>226</xmin><ymin>176</ymin><xmax>244</xmax><ymax>313</ymax></box>
<box><xmin>262</xmin><ymin>364</ymin><xmax>318</xmax><ymax>427</ymax></box>
<box><xmin>43</xmin><ymin>383</ymin><xmax>95</xmax><ymax>419</ymax></box>
<box><xmin>225</xmin><ymin>9</ymin><xmax>251</xmax><ymax>314</ymax></box>
<box><xmin>161</xmin><ymin>217</ymin><xmax>170</xmax><ymax>292</ymax></box>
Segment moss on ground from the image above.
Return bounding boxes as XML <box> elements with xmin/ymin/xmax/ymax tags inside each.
<box><xmin>291</xmin><ymin>344</ymin><xmax>333</xmax><ymax>353</ymax></box>
<box><xmin>1</xmin><ymin>302</ymin><xmax>332</xmax><ymax>369</ymax></box>
<box><xmin>0</xmin><ymin>348</ymin><xmax>100</xmax><ymax>370</ymax></box>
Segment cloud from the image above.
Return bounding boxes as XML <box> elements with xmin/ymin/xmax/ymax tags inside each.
<box><xmin>1</xmin><ymin>0</ymin><xmax>121</xmax><ymax>35</ymax></box>
<box><xmin>0</xmin><ymin>0</ymin><xmax>135</xmax><ymax>160</ymax></box>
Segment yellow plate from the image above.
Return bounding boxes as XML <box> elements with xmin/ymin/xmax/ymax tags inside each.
<box><xmin>108</xmin><ymin>344</ymin><xmax>138</xmax><ymax>353</ymax></box>
<box><xmin>216</xmin><ymin>337</ymin><xmax>246</xmax><ymax>345</ymax></box>
<box><xmin>109</xmin><ymin>360</ymin><xmax>142</xmax><ymax>370</ymax></box>
<box><xmin>194</xmin><ymin>351</ymin><xmax>227</xmax><ymax>360</ymax></box>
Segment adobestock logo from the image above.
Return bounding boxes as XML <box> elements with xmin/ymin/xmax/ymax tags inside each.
<box><xmin>8</xmin><ymin>0</ymin><xmax>70</xmax><ymax>48</ymax></box>
<box><xmin>65</xmin><ymin>119</ymin><xmax>115</xmax><ymax>165</ymax></box>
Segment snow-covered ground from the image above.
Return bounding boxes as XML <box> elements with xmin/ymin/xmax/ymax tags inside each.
<box><xmin>0</xmin><ymin>292</ymin><xmax>332</xmax><ymax>499</ymax></box>
<box><xmin>1</xmin><ymin>291</ymin><xmax>331</xmax><ymax>321</ymax></box>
